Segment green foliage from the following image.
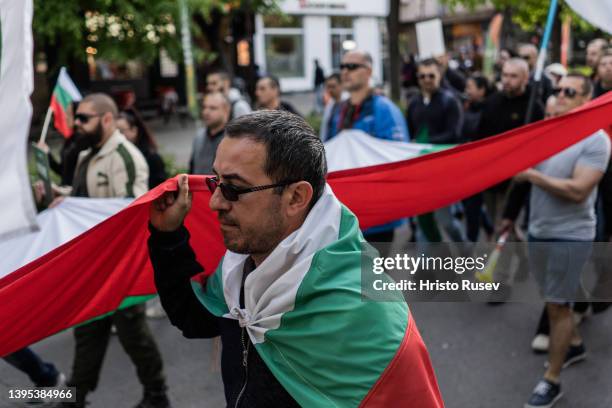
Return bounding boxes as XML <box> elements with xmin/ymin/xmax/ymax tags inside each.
<box><xmin>304</xmin><ymin>113</ymin><xmax>322</xmax><ymax>136</ymax></box>
<box><xmin>161</xmin><ymin>153</ymin><xmax>188</xmax><ymax>177</ymax></box>
<box><xmin>33</xmin><ymin>0</ymin><xmax>280</xmax><ymax>68</ymax></box>
<box><xmin>441</xmin><ymin>0</ymin><xmax>598</xmax><ymax>33</ymax></box>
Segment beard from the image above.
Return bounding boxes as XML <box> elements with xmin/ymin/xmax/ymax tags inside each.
<box><xmin>218</xmin><ymin>199</ymin><xmax>285</xmax><ymax>257</ymax></box>
<box><xmin>74</xmin><ymin>122</ymin><xmax>104</xmax><ymax>149</ymax></box>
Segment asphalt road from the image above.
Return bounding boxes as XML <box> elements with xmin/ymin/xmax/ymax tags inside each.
<box><xmin>2</xmin><ymin>301</ymin><xmax>611</xmax><ymax>407</ymax></box>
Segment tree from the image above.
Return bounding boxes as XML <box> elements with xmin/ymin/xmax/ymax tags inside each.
<box><xmin>33</xmin><ymin>0</ymin><xmax>279</xmax><ymax>85</ymax></box>
<box><xmin>441</xmin><ymin>0</ymin><xmax>596</xmax><ymax>34</ymax></box>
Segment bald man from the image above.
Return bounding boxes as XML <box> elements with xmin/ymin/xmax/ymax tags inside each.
<box><xmin>189</xmin><ymin>92</ymin><xmax>231</xmax><ymax>174</ymax></box>
<box><xmin>57</xmin><ymin>93</ymin><xmax>171</xmax><ymax>408</ymax></box>
<box><xmin>518</xmin><ymin>43</ymin><xmax>553</xmax><ymax>104</ymax></box>
<box><xmin>477</xmin><ymin>58</ymin><xmax>543</xmax><ymax>140</ymax></box>
<box><xmin>476</xmin><ymin>58</ymin><xmax>544</xmax><ymax>232</ymax></box>
<box><xmin>327</xmin><ymin>49</ymin><xmax>409</xmax><ymax>250</ymax></box>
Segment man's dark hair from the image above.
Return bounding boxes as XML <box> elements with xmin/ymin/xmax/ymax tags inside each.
<box><xmin>566</xmin><ymin>72</ymin><xmax>593</xmax><ymax>96</ymax></box>
<box><xmin>469</xmin><ymin>73</ymin><xmax>492</xmax><ymax>96</ymax></box>
<box><xmin>225</xmin><ymin>110</ymin><xmax>327</xmax><ymax>207</ymax></box>
<box><xmin>418</xmin><ymin>58</ymin><xmax>441</xmax><ymax>71</ymax></box>
<box><xmin>260</xmin><ymin>75</ymin><xmax>281</xmax><ymax>91</ymax></box>
<box><xmin>326</xmin><ymin>72</ymin><xmax>341</xmax><ymax>83</ymax></box>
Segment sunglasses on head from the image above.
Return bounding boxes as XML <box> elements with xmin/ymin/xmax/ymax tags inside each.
<box><xmin>418</xmin><ymin>73</ymin><xmax>436</xmax><ymax>80</ymax></box>
<box><xmin>205</xmin><ymin>176</ymin><xmax>297</xmax><ymax>202</ymax></box>
<box><xmin>552</xmin><ymin>87</ymin><xmax>580</xmax><ymax>98</ymax></box>
<box><xmin>340</xmin><ymin>63</ymin><xmax>366</xmax><ymax>71</ymax></box>
<box><xmin>74</xmin><ymin>113</ymin><xmax>103</xmax><ymax>124</ymax></box>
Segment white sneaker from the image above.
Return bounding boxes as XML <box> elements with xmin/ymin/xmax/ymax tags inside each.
<box><xmin>145</xmin><ymin>298</ymin><xmax>167</xmax><ymax>319</ymax></box>
<box><xmin>531</xmin><ymin>334</ymin><xmax>549</xmax><ymax>353</ymax></box>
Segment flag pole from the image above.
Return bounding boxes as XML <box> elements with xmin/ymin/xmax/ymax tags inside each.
<box><xmin>38</xmin><ymin>106</ymin><xmax>53</xmax><ymax>145</ymax></box>
<box><xmin>525</xmin><ymin>0</ymin><xmax>559</xmax><ymax>124</ymax></box>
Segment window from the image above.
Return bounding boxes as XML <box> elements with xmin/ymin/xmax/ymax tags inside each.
<box><xmin>330</xmin><ymin>16</ymin><xmax>354</xmax><ymax>71</ymax></box>
<box><xmin>263</xmin><ymin>15</ymin><xmax>304</xmax><ymax>78</ymax></box>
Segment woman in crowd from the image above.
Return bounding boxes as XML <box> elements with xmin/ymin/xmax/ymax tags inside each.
<box><xmin>116</xmin><ymin>108</ymin><xmax>167</xmax><ymax>190</ymax></box>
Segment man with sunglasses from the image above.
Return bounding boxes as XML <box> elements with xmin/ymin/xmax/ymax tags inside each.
<box><xmin>147</xmin><ymin>110</ymin><xmax>443</xmax><ymax>407</ymax></box>
<box><xmin>500</xmin><ymin>74</ymin><xmax>610</xmax><ymax>408</ymax></box>
<box><xmin>405</xmin><ymin>58</ymin><xmax>466</xmax><ymax>245</ymax></box>
<box><xmin>326</xmin><ymin>50</ymin><xmax>409</xmax><ymax>247</ymax></box>
<box><xmin>52</xmin><ymin>94</ymin><xmax>172</xmax><ymax>408</ymax></box>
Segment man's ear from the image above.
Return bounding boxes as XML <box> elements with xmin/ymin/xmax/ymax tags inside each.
<box><xmin>103</xmin><ymin>112</ymin><xmax>114</xmax><ymax>127</ymax></box>
<box><xmin>285</xmin><ymin>181</ymin><xmax>314</xmax><ymax>218</ymax></box>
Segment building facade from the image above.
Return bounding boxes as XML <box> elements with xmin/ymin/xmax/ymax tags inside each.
<box><xmin>400</xmin><ymin>0</ymin><xmax>495</xmax><ymax>57</ymax></box>
<box><xmin>254</xmin><ymin>0</ymin><xmax>389</xmax><ymax>92</ymax></box>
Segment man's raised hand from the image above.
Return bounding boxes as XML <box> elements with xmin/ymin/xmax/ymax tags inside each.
<box><xmin>150</xmin><ymin>174</ymin><xmax>193</xmax><ymax>232</ymax></box>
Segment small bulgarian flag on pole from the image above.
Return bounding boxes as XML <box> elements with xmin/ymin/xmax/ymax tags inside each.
<box><xmin>41</xmin><ymin>67</ymin><xmax>82</xmax><ymax>142</ymax></box>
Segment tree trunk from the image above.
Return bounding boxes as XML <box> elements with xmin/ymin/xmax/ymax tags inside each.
<box><xmin>388</xmin><ymin>0</ymin><xmax>401</xmax><ymax>102</ymax></box>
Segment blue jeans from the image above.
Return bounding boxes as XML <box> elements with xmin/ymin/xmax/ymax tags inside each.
<box><xmin>3</xmin><ymin>347</ymin><xmax>59</xmax><ymax>387</ymax></box>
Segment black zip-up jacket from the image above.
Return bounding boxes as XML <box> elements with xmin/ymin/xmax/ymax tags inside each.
<box><xmin>406</xmin><ymin>88</ymin><xmax>463</xmax><ymax>144</ymax></box>
<box><xmin>476</xmin><ymin>88</ymin><xmax>544</xmax><ymax>141</ymax></box>
<box><xmin>147</xmin><ymin>224</ymin><xmax>300</xmax><ymax>408</ymax></box>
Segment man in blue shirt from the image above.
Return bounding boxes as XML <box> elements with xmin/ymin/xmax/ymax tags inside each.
<box><xmin>327</xmin><ymin>50</ymin><xmax>409</xmax><ymax>248</ymax></box>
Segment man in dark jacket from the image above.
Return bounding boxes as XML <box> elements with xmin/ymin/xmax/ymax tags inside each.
<box><xmin>407</xmin><ymin>58</ymin><xmax>466</xmax><ymax>243</ymax></box>
<box><xmin>147</xmin><ymin>111</ymin><xmax>443</xmax><ymax>407</ymax></box>
<box><xmin>476</xmin><ymin>58</ymin><xmax>544</xmax><ymax>227</ymax></box>
<box><xmin>518</xmin><ymin>43</ymin><xmax>554</xmax><ymax>105</ymax></box>
<box><xmin>407</xmin><ymin>58</ymin><xmax>463</xmax><ymax>145</ymax></box>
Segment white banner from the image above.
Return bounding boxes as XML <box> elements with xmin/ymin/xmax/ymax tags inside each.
<box><xmin>0</xmin><ymin>197</ymin><xmax>132</xmax><ymax>278</ymax></box>
<box><xmin>0</xmin><ymin>0</ymin><xmax>38</xmax><ymax>241</ymax></box>
<box><xmin>565</xmin><ymin>0</ymin><xmax>612</xmax><ymax>34</ymax></box>
<box><xmin>324</xmin><ymin>130</ymin><xmax>438</xmax><ymax>172</ymax></box>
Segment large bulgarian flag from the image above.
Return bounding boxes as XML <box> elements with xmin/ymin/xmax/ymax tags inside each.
<box><xmin>50</xmin><ymin>67</ymin><xmax>82</xmax><ymax>138</ymax></box>
<box><xmin>188</xmin><ymin>185</ymin><xmax>443</xmax><ymax>406</ymax></box>
<box><xmin>1</xmin><ymin>91</ymin><xmax>612</xmax><ymax>360</ymax></box>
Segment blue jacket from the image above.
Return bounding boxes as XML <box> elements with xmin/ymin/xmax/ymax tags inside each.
<box><xmin>327</xmin><ymin>94</ymin><xmax>409</xmax><ymax>142</ymax></box>
<box><xmin>328</xmin><ymin>94</ymin><xmax>409</xmax><ymax>234</ymax></box>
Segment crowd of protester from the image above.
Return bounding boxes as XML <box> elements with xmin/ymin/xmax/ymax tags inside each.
<box><xmin>4</xmin><ymin>36</ymin><xmax>612</xmax><ymax>408</ymax></box>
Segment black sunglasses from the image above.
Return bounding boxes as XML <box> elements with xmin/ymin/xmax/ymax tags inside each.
<box><xmin>340</xmin><ymin>63</ymin><xmax>366</xmax><ymax>71</ymax></box>
<box><xmin>552</xmin><ymin>87</ymin><xmax>579</xmax><ymax>98</ymax></box>
<box><xmin>205</xmin><ymin>176</ymin><xmax>296</xmax><ymax>202</ymax></box>
<box><xmin>74</xmin><ymin>113</ymin><xmax>103</xmax><ymax>124</ymax></box>
<box><xmin>418</xmin><ymin>73</ymin><xmax>436</xmax><ymax>80</ymax></box>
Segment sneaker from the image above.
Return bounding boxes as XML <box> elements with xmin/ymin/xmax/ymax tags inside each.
<box><xmin>26</xmin><ymin>373</ymin><xmax>67</xmax><ymax>405</ymax></box>
<box><xmin>544</xmin><ymin>343</ymin><xmax>586</xmax><ymax>369</ymax></box>
<box><xmin>145</xmin><ymin>298</ymin><xmax>167</xmax><ymax>319</ymax></box>
<box><xmin>525</xmin><ymin>379</ymin><xmax>563</xmax><ymax>408</ymax></box>
<box><xmin>134</xmin><ymin>390</ymin><xmax>171</xmax><ymax>408</ymax></box>
<box><xmin>531</xmin><ymin>334</ymin><xmax>549</xmax><ymax>354</ymax></box>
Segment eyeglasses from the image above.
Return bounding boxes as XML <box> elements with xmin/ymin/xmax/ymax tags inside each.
<box><xmin>340</xmin><ymin>63</ymin><xmax>366</xmax><ymax>71</ymax></box>
<box><xmin>418</xmin><ymin>73</ymin><xmax>436</xmax><ymax>80</ymax></box>
<box><xmin>74</xmin><ymin>113</ymin><xmax>103</xmax><ymax>124</ymax></box>
<box><xmin>552</xmin><ymin>87</ymin><xmax>580</xmax><ymax>98</ymax></box>
<box><xmin>205</xmin><ymin>176</ymin><xmax>296</xmax><ymax>202</ymax></box>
